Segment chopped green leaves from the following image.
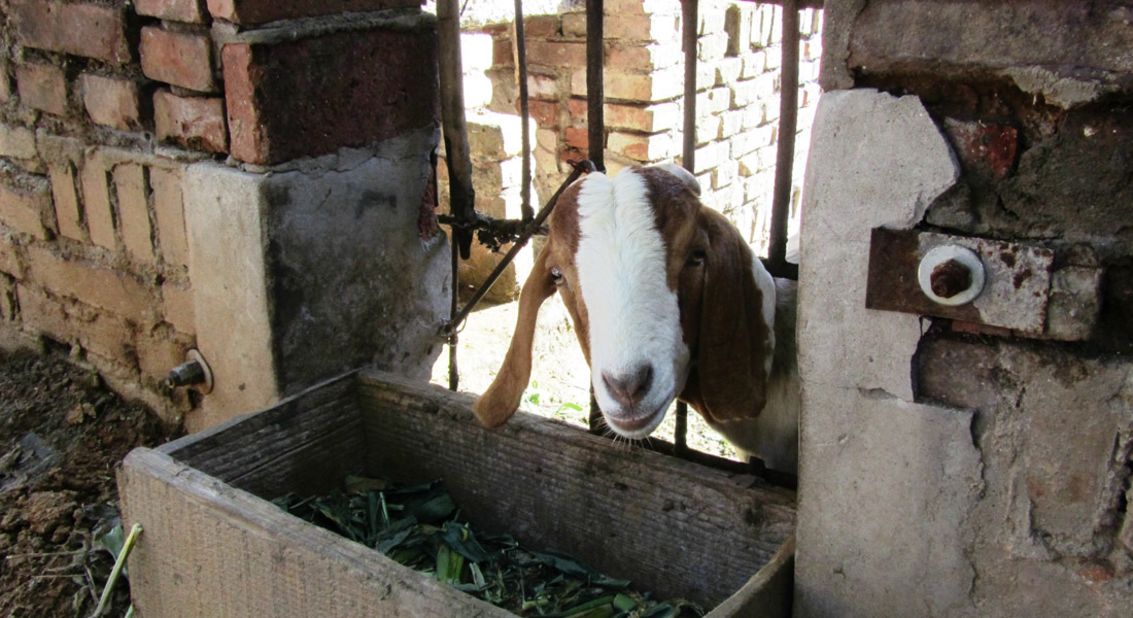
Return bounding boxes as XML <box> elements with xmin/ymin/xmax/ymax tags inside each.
<box><xmin>275</xmin><ymin>476</ymin><xmax>703</xmax><ymax>617</ymax></box>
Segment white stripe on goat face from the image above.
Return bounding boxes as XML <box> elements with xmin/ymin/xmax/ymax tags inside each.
<box><xmin>575</xmin><ymin>170</ymin><xmax>690</xmax><ymax>438</ymax></box>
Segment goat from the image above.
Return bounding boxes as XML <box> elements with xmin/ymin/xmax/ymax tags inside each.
<box><xmin>472</xmin><ymin>163</ymin><xmax>799</xmax><ymax>473</ymax></box>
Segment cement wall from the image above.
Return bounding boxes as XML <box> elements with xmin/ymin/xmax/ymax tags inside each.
<box><xmin>797</xmin><ymin>2</ymin><xmax>1133</xmax><ymax>615</ymax></box>
<box><xmin>0</xmin><ymin>1</ymin><xmax>449</xmax><ymax>429</ymax></box>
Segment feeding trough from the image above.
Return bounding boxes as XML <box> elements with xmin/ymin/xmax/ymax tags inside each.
<box><xmin>119</xmin><ymin>369</ymin><xmax>796</xmax><ymax>616</ymax></box>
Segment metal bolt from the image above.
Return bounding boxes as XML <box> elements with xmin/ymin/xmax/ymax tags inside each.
<box><xmin>930</xmin><ymin>259</ymin><xmax>973</xmax><ymax>298</ymax></box>
<box><xmin>166</xmin><ymin>360</ymin><xmax>206</xmax><ymax>388</ymax></box>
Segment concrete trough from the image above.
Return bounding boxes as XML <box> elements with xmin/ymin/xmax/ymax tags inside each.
<box><xmin>118</xmin><ymin>369</ymin><xmax>796</xmax><ymax>617</ymax></box>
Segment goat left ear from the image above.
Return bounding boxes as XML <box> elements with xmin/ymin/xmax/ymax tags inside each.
<box><xmin>690</xmin><ymin>211</ymin><xmax>774</xmax><ymax>423</ymax></box>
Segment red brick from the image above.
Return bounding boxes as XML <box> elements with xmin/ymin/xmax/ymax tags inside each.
<box><xmin>525</xmin><ymin>40</ymin><xmax>587</xmax><ymax>68</ymax></box>
<box><xmin>49</xmin><ymin>165</ymin><xmax>84</xmax><ymax>241</ymax></box>
<box><xmin>207</xmin><ymin>0</ymin><xmax>420</xmax><ymax>25</ymax></box>
<box><xmin>526</xmin><ymin>99</ymin><xmax>560</xmax><ymax>128</ymax></box>
<box><xmin>25</xmin><ymin>246</ymin><xmax>154</xmax><ymax>318</ymax></box>
<box><xmin>80</xmin><ymin>159</ymin><xmax>117</xmax><ymax>250</ymax></box>
<box><xmin>0</xmin><ymin>179</ymin><xmax>52</xmax><ymax>240</ymax></box>
<box><xmin>222</xmin><ymin>25</ymin><xmax>437</xmax><ymax>165</ymax></box>
<box><xmin>16</xmin><ymin>62</ymin><xmax>67</xmax><ymax>116</ymax></box>
<box><xmin>80</xmin><ymin>74</ymin><xmax>142</xmax><ymax>131</ymax></box>
<box><xmin>150</xmin><ymin>167</ymin><xmax>189</xmax><ymax>269</ymax></box>
<box><xmin>492</xmin><ymin>38</ymin><xmax>514</xmax><ymax>67</ymax></box>
<box><xmin>563</xmin><ymin>126</ymin><xmax>588</xmax><ymax>151</ymax></box>
<box><xmin>9</xmin><ymin>0</ymin><xmax>131</xmax><ymax>64</ymax></box>
<box><xmin>154</xmin><ymin>90</ymin><xmax>228</xmax><ymax>154</ymax></box>
<box><xmin>161</xmin><ymin>280</ymin><xmax>195</xmax><ymax>335</ymax></box>
<box><xmin>523</xmin><ymin>15</ymin><xmax>561</xmax><ymax>38</ymax></box>
<box><xmin>141</xmin><ymin>27</ymin><xmax>216</xmax><ymax>93</ymax></box>
<box><xmin>113</xmin><ymin>164</ymin><xmax>155</xmax><ymax>263</ymax></box>
<box><xmin>135</xmin><ymin>0</ymin><xmax>207</xmax><ymax>23</ymax></box>
<box><xmin>567</xmin><ymin>98</ymin><xmax>588</xmax><ymax>126</ymax></box>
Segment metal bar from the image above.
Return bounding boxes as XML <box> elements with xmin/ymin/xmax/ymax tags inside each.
<box><xmin>768</xmin><ymin>0</ymin><xmax>799</xmax><ymax>279</ymax></box>
<box><xmin>586</xmin><ymin>0</ymin><xmax>604</xmax><ymax>172</ymax></box>
<box><xmin>739</xmin><ymin>0</ymin><xmax>822</xmax><ymax>6</ymax></box>
<box><xmin>681</xmin><ymin>0</ymin><xmax>698</xmax><ymax>173</ymax></box>
<box><xmin>437</xmin><ymin>0</ymin><xmax>476</xmax><ymax>259</ymax></box>
<box><xmin>444</xmin><ymin>161</ymin><xmax>594</xmax><ymax>334</ymax></box>
<box><xmin>674</xmin><ymin>401</ymin><xmax>689</xmax><ymax>455</ymax></box>
<box><xmin>588</xmin><ymin>388</ymin><xmax>603</xmax><ymax>434</ymax></box>
<box><xmin>448</xmin><ymin>231</ymin><xmax>459</xmax><ymax>391</ymax></box>
<box><xmin>513</xmin><ymin>0</ymin><xmax>533</xmax><ymax>221</ymax></box>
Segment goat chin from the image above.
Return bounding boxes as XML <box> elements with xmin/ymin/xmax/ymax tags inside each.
<box><xmin>703</xmin><ymin>368</ymin><xmax>800</xmax><ymax>475</ymax></box>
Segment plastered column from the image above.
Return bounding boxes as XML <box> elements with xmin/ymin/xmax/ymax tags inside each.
<box><xmin>794</xmin><ymin>89</ymin><xmax>984</xmax><ymax>616</ymax></box>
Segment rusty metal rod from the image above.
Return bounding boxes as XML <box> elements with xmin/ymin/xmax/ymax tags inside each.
<box><xmin>768</xmin><ymin>0</ymin><xmax>799</xmax><ymax>280</ymax></box>
<box><xmin>681</xmin><ymin>0</ymin><xmax>698</xmax><ymax>173</ymax></box>
<box><xmin>513</xmin><ymin>0</ymin><xmax>533</xmax><ymax>221</ymax></box>
<box><xmin>586</xmin><ymin>0</ymin><xmax>604</xmax><ymax>172</ymax></box>
<box><xmin>437</xmin><ymin>0</ymin><xmax>476</xmax><ymax>259</ymax></box>
<box><xmin>443</xmin><ymin>161</ymin><xmax>594</xmax><ymax>334</ymax></box>
<box><xmin>448</xmin><ymin>230</ymin><xmax>459</xmax><ymax>391</ymax></box>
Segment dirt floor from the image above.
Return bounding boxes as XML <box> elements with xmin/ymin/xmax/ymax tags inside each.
<box><xmin>0</xmin><ymin>348</ymin><xmax>181</xmax><ymax>617</ymax></box>
<box><xmin>429</xmin><ymin>294</ymin><xmax>740</xmax><ymax>460</ymax></box>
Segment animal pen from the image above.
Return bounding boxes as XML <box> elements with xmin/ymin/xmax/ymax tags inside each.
<box><xmin>0</xmin><ymin>0</ymin><xmax>1130</xmax><ymax>616</ymax></box>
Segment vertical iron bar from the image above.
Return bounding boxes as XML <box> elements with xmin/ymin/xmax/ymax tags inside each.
<box><xmin>586</xmin><ymin>0</ymin><xmax>604</xmax><ymax>172</ymax></box>
<box><xmin>768</xmin><ymin>0</ymin><xmax>799</xmax><ymax>273</ymax></box>
<box><xmin>674</xmin><ymin>401</ymin><xmax>689</xmax><ymax>455</ymax></box>
<box><xmin>589</xmin><ymin>388</ymin><xmax>603</xmax><ymax>435</ymax></box>
<box><xmin>448</xmin><ymin>231</ymin><xmax>459</xmax><ymax>391</ymax></box>
<box><xmin>437</xmin><ymin>0</ymin><xmax>476</xmax><ymax>259</ymax></box>
<box><xmin>681</xmin><ymin>0</ymin><xmax>698</xmax><ymax>173</ymax></box>
<box><xmin>513</xmin><ymin>0</ymin><xmax>533</xmax><ymax>221</ymax></box>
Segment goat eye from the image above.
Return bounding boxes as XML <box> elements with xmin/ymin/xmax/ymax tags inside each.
<box><xmin>550</xmin><ymin>267</ymin><xmax>564</xmax><ymax>285</ymax></box>
<box><xmin>686</xmin><ymin>250</ymin><xmax>707</xmax><ymax>267</ymax></box>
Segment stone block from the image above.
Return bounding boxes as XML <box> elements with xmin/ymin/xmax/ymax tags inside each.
<box><xmin>206</xmin><ymin>0</ymin><xmax>419</xmax><ymax>25</ymax></box>
<box><xmin>49</xmin><ymin>165</ymin><xmax>84</xmax><ymax>241</ymax></box>
<box><xmin>80</xmin><ymin>74</ymin><xmax>142</xmax><ymax>131</ymax></box>
<box><xmin>113</xmin><ymin>163</ymin><xmax>156</xmax><ymax>263</ymax></box>
<box><xmin>0</xmin><ymin>232</ymin><xmax>23</xmax><ymax>278</ymax></box>
<box><xmin>183</xmin><ymin>125</ymin><xmax>447</xmax><ymax>428</ymax></box>
<box><xmin>141</xmin><ymin>27</ymin><xmax>217</xmax><ymax>93</ymax></box>
<box><xmin>150</xmin><ymin>167</ymin><xmax>189</xmax><ymax>269</ymax></box>
<box><xmin>9</xmin><ymin>0</ymin><xmax>131</xmax><ymax>64</ymax></box>
<box><xmin>80</xmin><ymin>155</ymin><xmax>117</xmax><ymax>250</ymax></box>
<box><xmin>221</xmin><ymin>16</ymin><xmax>436</xmax><ymax>165</ymax></box>
<box><xmin>135</xmin><ymin>0</ymin><xmax>207</xmax><ymax>23</ymax></box>
<box><xmin>16</xmin><ymin>62</ymin><xmax>67</xmax><ymax>116</ymax></box>
<box><xmin>25</xmin><ymin>246</ymin><xmax>155</xmax><ymax>319</ymax></box>
<box><xmin>154</xmin><ymin>90</ymin><xmax>228</xmax><ymax>154</ymax></box>
<box><xmin>0</xmin><ymin>177</ymin><xmax>52</xmax><ymax>240</ymax></box>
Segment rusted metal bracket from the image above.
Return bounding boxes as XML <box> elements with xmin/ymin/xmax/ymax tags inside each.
<box><xmin>866</xmin><ymin>228</ymin><xmax>1102</xmax><ymax>340</ymax></box>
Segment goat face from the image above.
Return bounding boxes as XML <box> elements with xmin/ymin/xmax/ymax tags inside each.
<box><xmin>473</xmin><ymin>164</ymin><xmax>776</xmax><ymax>443</ymax></box>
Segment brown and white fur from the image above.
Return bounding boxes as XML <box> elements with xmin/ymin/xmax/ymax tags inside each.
<box><xmin>472</xmin><ymin>163</ymin><xmax>799</xmax><ymax>473</ymax></box>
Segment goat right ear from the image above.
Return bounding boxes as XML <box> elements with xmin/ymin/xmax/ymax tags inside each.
<box><xmin>473</xmin><ymin>244</ymin><xmax>556</xmax><ymax>427</ymax></box>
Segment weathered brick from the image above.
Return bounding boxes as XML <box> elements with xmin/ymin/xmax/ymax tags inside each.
<box><xmin>693</xmin><ymin>141</ymin><xmax>724</xmax><ymax>174</ymax></box>
<box><xmin>80</xmin><ymin>158</ymin><xmax>117</xmax><ymax>250</ymax></box>
<box><xmin>696</xmin><ymin>86</ymin><xmax>731</xmax><ymax>115</ymax></box>
<box><xmin>562</xmin><ymin>13</ymin><xmax>587</xmax><ymax>38</ymax></box>
<box><xmin>608</xmin><ymin>131</ymin><xmax>674</xmax><ymax>163</ymax></box>
<box><xmin>154</xmin><ymin>90</ymin><xmax>228</xmax><ymax>154</ymax></box>
<box><xmin>0</xmin><ymin>178</ymin><xmax>52</xmax><ymax>240</ymax></box>
<box><xmin>206</xmin><ymin>0</ymin><xmax>420</xmax><ymax>26</ymax></box>
<box><xmin>698</xmin><ymin>32</ymin><xmax>730</xmax><ymax>62</ymax></box>
<box><xmin>113</xmin><ymin>163</ymin><xmax>155</xmax><ymax>262</ymax></box>
<box><xmin>526</xmin><ymin>73</ymin><xmax>561</xmax><ymax>100</ymax></box>
<box><xmin>563</xmin><ymin>126</ymin><xmax>588</xmax><ymax>152</ymax></box>
<box><xmin>525</xmin><ymin>40</ymin><xmax>586</xmax><ymax>68</ymax></box>
<box><xmin>725</xmin><ymin>4</ymin><xmax>753</xmax><ymax>57</ymax></box>
<box><xmin>0</xmin><ymin>124</ymin><xmax>38</xmax><ymax>160</ymax></box>
<box><xmin>49</xmin><ymin>165</ymin><xmax>84</xmax><ymax>241</ymax></box>
<box><xmin>9</xmin><ymin>0</ymin><xmax>131</xmax><ymax>64</ymax></box>
<box><xmin>0</xmin><ymin>275</ymin><xmax>16</xmax><ymax>321</ymax></box>
<box><xmin>0</xmin><ymin>232</ymin><xmax>23</xmax><ymax>278</ymax></box>
<box><xmin>150</xmin><ymin>167</ymin><xmax>189</xmax><ymax>268</ymax></box>
<box><xmin>141</xmin><ymin>27</ymin><xmax>216</xmax><ymax>93</ymax></box>
<box><xmin>137</xmin><ymin>328</ymin><xmax>191</xmax><ymax>384</ymax></box>
<box><xmin>698</xmin><ymin>5</ymin><xmax>727</xmax><ymax>36</ymax></box>
<box><xmin>25</xmin><ymin>246</ymin><xmax>153</xmax><ymax>318</ymax></box>
<box><xmin>605</xmin><ymin>43</ymin><xmax>681</xmax><ymax>72</ymax></box>
<box><xmin>16</xmin><ymin>63</ymin><xmax>67</xmax><ymax>116</ymax></box>
<box><xmin>695</xmin><ymin>114</ymin><xmax>721</xmax><ymax>147</ymax></box>
<box><xmin>605</xmin><ymin>102</ymin><xmax>680</xmax><ymax>133</ymax></box>
<box><xmin>18</xmin><ymin>283</ymin><xmax>137</xmax><ymax>362</ymax></box>
<box><xmin>716</xmin><ymin>57</ymin><xmax>743</xmax><ymax>86</ymax></box>
<box><xmin>0</xmin><ymin>60</ymin><xmax>11</xmax><ymax>103</ymax></box>
<box><xmin>135</xmin><ymin>0</ymin><xmax>207</xmax><ymax>23</ymax></box>
<box><xmin>222</xmin><ymin>23</ymin><xmax>437</xmax><ymax>165</ymax></box>
<box><xmin>571</xmin><ymin>67</ymin><xmax>684</xmax><ymax>102</ymax></box>
<box><xmin>161</xmin><ymin>280</ymin><xmax>195</xmax><ymax>335</ymax></box>
<box><xmin>526</xmin><ymin>99</ymin><xmax>560</xmax><ymax>128</ymax></box>
<box><xmin>606</xmin><ymin>14</ymin><xmax>680</xmax><ymax>42</ymax></box>
<box><xmin>492</xmin><ymin>37</ymin><xmax>514</xmax><ymax>67</ymax></box>
<box><xmin>742</xmin><ymin>50</ymin><xmax>768</xmax><ymax>79</ymax></box>
<box><xmin>80</xmin><ymin>74</ymin><xmax>142</xmax><ymax>131</ymax></box>
<box><xmin>523</xmin><ymin>15</ymin><xmax>561</xmax><ymax>38</ymax></box>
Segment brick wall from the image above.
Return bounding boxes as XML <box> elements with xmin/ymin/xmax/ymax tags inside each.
<box><xmin>474</xmin><ymin>0</ymin><xmax>821</xmax><ymax>263</ymax></box>
<box><xmin>0</xmin><ymin>0</ymin><xmax>441</xmax><ymax>426</ymax></box>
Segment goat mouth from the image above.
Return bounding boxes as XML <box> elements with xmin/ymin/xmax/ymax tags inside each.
<box><xmin>602</xmin><ymin>394</ymin><xmax>674</xmax><ymax>436</ymax></box>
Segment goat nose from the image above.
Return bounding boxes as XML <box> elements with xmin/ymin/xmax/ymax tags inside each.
<box><xmin>602</xmin><ymin>365</ymin><xmax>654</xmax><ymax>408</ymax></box>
